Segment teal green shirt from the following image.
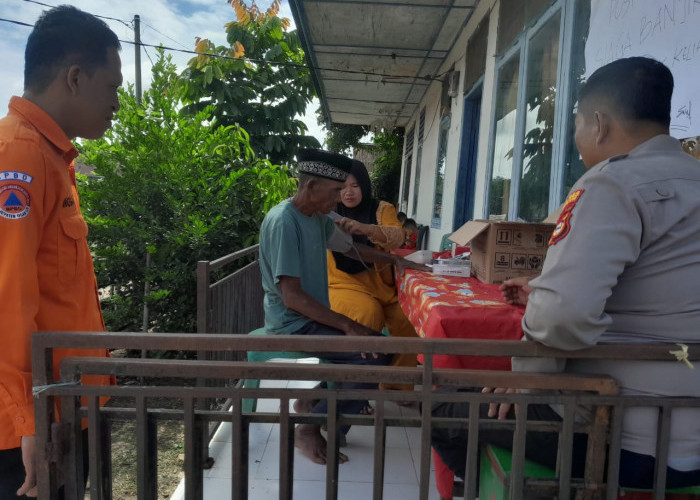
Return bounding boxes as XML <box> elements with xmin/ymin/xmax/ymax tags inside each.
<box><xmin>259</xmin><ymin>198</ymin><xmax>336</xmax><ymax>334</ymax></box>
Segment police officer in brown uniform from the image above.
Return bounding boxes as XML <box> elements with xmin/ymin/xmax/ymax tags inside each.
<box><xmin>432</xmin><ymin>57</ymin><xmax>700</xmax><ymax>490</ymax></box>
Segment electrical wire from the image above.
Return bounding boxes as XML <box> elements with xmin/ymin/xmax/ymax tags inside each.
<box><xmin>0</xmin><ymin>17</ymin><xmax>32</xmax><ymax>27</ymax></box>
<box><xmin>0</xmin><ymin>11</ymin><xmax>446</xmax><ymax>83</ymax></box>
<box><xmin>117</xmin><ymin>38</ymin><xmax>441</xmax><ymax>82</ymax></box>
<box><xmin>141</xmin><ymin>20</ymin><xmax>191</xmax><ymax>51</ymax></box>
<box><xmin>20</xmin><ymin>0</ymin><xmax>133</xmax><ymax>28</ymax></box>
<box><xmin>141</xmin><ymin>43</ymin><xmax>155</xmax><ymax>66</ymax></box>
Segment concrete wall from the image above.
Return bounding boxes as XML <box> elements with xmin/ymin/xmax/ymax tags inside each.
<box><xmin>400</xmin><ymin>0</ymin><xmax>499</xmax><ymax>250</ymax></box>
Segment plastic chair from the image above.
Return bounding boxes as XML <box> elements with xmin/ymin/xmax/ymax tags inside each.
<box><xmin>478</xmin><ymin>445</ymin><xmax>700</xmax><ymax>500</ymax></box>
<box><xmin>439</xmin><ymin>233</ymin><xmax>454</xmax><ymax>251</ymax></box>
<box><xmin>243</xmin><ymin>327</ymin><xmax>392</xmax><ymax>412</ymax></box>
<box><xmin>416</xmin><ymin>225</ymin><xmax>429</xmax><ymax>250</ymax></box>
<box><xmin>243</xmin><ymin>328</ymin><xmax>317</xmax><ymax>412</ymax></box>
<box><xmin>478</xmin><ymin>444</ymin><xmax>555</xmax><ymax>500</ymax></box>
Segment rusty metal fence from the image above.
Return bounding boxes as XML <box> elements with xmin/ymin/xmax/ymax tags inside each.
<box><xmin>195</xmin><ymin>245</ymin><xmax>264</xmax><ymax>449</ymax></box>
<box><xmin>31</xmin><ymin>332</ymin><xmax>700</xmax><ymax>500</ymax></box>
<box><xmin>196</xmin><ymin>243</ymin><xmax>264</xmax><ymax>344</ymax></box>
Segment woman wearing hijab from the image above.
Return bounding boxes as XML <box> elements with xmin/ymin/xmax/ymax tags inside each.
<box><xmin>328</xmin><ymin>160</ymin><xmax>419</xmax><ymax>391</ymax></box>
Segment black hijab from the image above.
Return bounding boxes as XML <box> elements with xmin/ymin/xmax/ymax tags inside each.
<box><xmin>332</xmin><ymin>160</ymin><xmax>380</xmax><ymax>275</ymax></box>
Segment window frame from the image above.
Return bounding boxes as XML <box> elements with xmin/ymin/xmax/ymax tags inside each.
<box><xmin>400</xmin><ymin>125</ymin><xmax>416</xmax><ymax>213</ymax></box>
<box><xmin>484</xmin><ymin>0</ymin><xmax>578</xmax><ymax>221</ymax></box>
<box><xmin>431</xmin><ymin>114</ymin><xmax>451</xmax><ymax>228</ymax></box>
<box><xmin>411</xmin><ymin>108</ymin><xmax>426</xmax><ymax>218</ymax></box>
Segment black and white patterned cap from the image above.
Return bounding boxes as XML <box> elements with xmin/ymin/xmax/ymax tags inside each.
<box><xmin>297</xmin><ymin>149</ymin><xmax>353</xmax><ymax>182</ymax></box>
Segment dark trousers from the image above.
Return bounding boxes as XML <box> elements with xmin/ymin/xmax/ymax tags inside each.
<box><xmin>0</xmin><ymin>446</ymin><xmax>34</xmax><ymax>500</ymax></box>
<box><xmin>431</xmin><ymin>390</ymin><xmax>587</xmax><ymax>483</ymax></box>
<box><xmin>291</xmin><ymin>321</ymin><xmax>392</xmax><ymax>432</ymax></box>
<box><xmin>431</xmin><ymin>389</ymin><xmax>700</xmax><ymax>490</ymax></box>
<box><xmin>0</xmin><ymin>430</ymin><xmax>89</xmax><ymax>500</ymax></box>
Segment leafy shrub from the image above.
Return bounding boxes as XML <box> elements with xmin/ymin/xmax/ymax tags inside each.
<box><xmin>370</xmin><ymin>129</ymin><xmax>404</xmax><ymax>205</ymax></box>
<box><xmin>78</xmin><ymin>51</ymin><xmax>296</xmax><ymax>333</ymax></box>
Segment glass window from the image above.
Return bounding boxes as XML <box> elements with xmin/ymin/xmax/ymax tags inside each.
<box><xmin>464</xmin><ymin>15</ymin><xmax>489</xmax><ymax>92</ymax></box>
<box><xmin>562</xmin><ymin>0</ymin><xmax>590</xmax><ymax>197</ymax></box>
<box><xmin>488</xmin><ymin>55</ymin><xmax>520</xmax><ymax>220</ymax></box>
<box><xmin>432</xmin><ymin>116</ymin><xmax>450</xmax><ymax>228</ymax></box>
<box><xmin>411</xmin><ymin>109</ymin><xmax>426</xmax><ymax>217</ymax></box>
<box><xmin>400</xmin><ymin>126</ymin><xmax>415</xmax><ymax>212</ymax></box>
<box><xmin>517</xmin><ymin>11</ymin><xmax>561</xmax><ymax>222</ymax></box>
<box><xmin>497</xmin><ymin>0</ymin><xmax>552</xmax><ymax>56</ymax></box>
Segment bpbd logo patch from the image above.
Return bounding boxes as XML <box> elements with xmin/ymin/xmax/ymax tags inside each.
<box><xmin>0</xmin><ymin>184</ymin><xmax>30</xmax><ymax>219</ymax></box>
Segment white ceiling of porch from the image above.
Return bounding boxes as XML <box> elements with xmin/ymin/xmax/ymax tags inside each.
<box><xmin>289</xmin><ymin>0</ymin><xmax>480</xmax><ymax>128</ymax></box>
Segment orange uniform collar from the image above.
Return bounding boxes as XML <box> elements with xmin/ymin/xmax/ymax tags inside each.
<box><xmin>8</xmin><ymin>96</ymin><xmax>79</xmax><ymax>163</ymax></box>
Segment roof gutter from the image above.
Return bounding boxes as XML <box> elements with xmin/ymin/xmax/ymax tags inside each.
<box><xmin>288</xmin><ymin>0</ymin><xmax>332</xmax><ymax>127</ymax></box>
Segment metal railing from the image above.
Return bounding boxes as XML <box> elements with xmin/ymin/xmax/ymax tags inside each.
<box><xmin>195</xmin><ymin>245</ymin><xmax>264</xmax><ymax>458</ymax></box>
<box><xmin>196</xmin><ymin>244</ymin><xmax>264</xmax><ymax>338</ymax></box>
<box><xmin>31</xmin><ymin>332</ymin><xmax>700</xmax><ymax>500</ymax></box>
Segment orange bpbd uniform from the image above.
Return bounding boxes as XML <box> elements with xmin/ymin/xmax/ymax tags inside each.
<box><xmin>0</xmin><ymin>97</ymin><xmax>112</xmax><ymax>450</ymax></box>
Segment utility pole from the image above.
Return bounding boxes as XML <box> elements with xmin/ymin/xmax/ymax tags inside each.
<box><xmin>133</xmin><ymin>14</ymin><xmax>142</xmax><ymax>103</ymax></box>
<box><xmin>133</xmin><ymin>14</ymin><xmax>149</xmax><ymax>346</ymax></box>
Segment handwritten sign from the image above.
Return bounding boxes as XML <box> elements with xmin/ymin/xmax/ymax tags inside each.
<box><xmin>585</xmin><ymin>0</ymin><xmax>700</xmax><ymax>138</ymax></box>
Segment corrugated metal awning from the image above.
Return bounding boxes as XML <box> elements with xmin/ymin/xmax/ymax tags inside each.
<box><xmin>289</xmin><ymin>0</ymin><xmax>479</xmax><ymax>128</ymax></box>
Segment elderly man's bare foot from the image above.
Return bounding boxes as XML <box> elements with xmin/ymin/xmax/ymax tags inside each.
<box><xmin>295</xmin><ymin>424</ymin><xmax>348</xmax><ymax>465</ymax></box>
<box><xmin>293</xmin><ymin>397</ymin><xmax>319</xmax><ymax>414</ymax></box>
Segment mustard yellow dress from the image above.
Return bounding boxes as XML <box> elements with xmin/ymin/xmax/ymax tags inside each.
<box><xmin>327</xmin><ymin>201</ymin><xmax>419</xmax><ymax>390</ymax></box>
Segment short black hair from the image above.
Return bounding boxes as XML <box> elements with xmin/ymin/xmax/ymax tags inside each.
<box><xmin>24</xmin><ymin>5</ymin><xmax>121</xmax><ymax>93</ymax></box>
<box><xmin>578</xmin><ymin>57</ymin><xmax>673</xmax><ymax>127</ymax></box>
<box><xmin>403</xmin><ymin>218</ymin><xmax>417</xmax><ymax>230</ymax></box>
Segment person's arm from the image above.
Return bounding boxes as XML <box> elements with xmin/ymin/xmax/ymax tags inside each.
<box><xmin>336</xmin><ymin>202</ymin><xmax>405</xmax><ymax>249</ymax></box>
<box><xmin>344</xmin><ymin>242</ymin><xmax>430</xmax><ymax>274</ymax></box>
<box><xmin>278</xmin><ymin>276</ymin><xmax>379</xmax><ymax>337</ymax></box>
<box><xmin>522</xmin><ymin>173</ymin><xmax>642</xmax><ymax>351</ymax></box>
<box><xmin>487</xmin><ymin>173</ymin><xmax>644</xmax><ymax>420</ymax></box>
<box><xmin>336</xmin><ymin>219</ymin><xmax>391</xmax><ymax>244</ymax></box>
<box><xmin>18</xmin><ymin>435</ymin><xmax>37</xmax><ymax>497</ymax></box>
<box><xmin>0</xmin><ymin>143</ymin><xmax>46</xmax><ymax>497</ymax></box>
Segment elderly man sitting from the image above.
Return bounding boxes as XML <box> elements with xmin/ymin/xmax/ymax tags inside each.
<box><xmin>259</xmin><ymin>149</ymin><xmax>421</xmax><ymax>465</ymax></box>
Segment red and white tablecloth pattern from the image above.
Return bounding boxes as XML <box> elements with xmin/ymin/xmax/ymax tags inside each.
<box><xmin>397</xmin><ymin>270</ymin><xmax>525</xmax><ymax>370</ymax></box>
<box><xmin>397</xmin><ymin>269</ymin><xmax>525</xmax><ymax>498</ymax></box>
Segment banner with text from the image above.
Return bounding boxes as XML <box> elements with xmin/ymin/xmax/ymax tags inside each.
<box><xmin>585</xmin><ymin>0</ymin><xmax>700</xmax><ymax>138</ymax></box>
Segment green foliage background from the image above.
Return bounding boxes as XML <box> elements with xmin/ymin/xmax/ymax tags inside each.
<box><xmin>370</xmin><ymin>129</ymin><xmax>404</xmax><ymax>205</ymax></box>
<box><xmin>78</xmin><ymin>52</ymin><xmax>296</xmax><ymax>333</ymax></box>
<box><xmin>321</xmin><ymin>121</ymin><xmax>369</xmax><ymax>156</ymax></box>
<box><xmin>177</xmin><ymin>3</ymin><xmax>320</xmax><ymax>164</ymax></box>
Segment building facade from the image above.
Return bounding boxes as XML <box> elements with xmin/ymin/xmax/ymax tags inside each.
<box><xmin>292</xmin><ymin>0</ymin><xmax>700</xmax><ymax>249</ymax></box>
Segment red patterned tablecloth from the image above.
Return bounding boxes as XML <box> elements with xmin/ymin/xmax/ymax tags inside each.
<box><xmin>397</xmin><ymin>270</ymin><xmax>525</xmax><ymax>370</ymax></box>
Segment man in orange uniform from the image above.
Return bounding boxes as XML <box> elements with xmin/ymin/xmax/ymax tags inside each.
<box><xmin>0</xmin><ymin>6</ymin><xmax>122</xmax><ymax>498</ymax></box>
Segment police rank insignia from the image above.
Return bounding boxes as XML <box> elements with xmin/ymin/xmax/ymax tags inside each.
<box><xmin>0</xmin><ymin>184</ymin><xmax>31</xmax><ymax>219</ymax></box>
<box><xmin>548</xmin><ymin>189</ymin><xmax>584</xmax><ymax>246</ymax></box>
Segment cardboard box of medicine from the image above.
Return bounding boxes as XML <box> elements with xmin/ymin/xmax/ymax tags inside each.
<box><xmin>449</xmin><ymin>220</ymin><xmax>555</xmax><ymax>284</ymax></box>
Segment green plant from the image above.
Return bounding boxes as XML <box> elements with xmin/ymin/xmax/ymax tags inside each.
<box><xmin>78</xmin><ymin>50</ymin><xmax>296</xmax><ymax>333</ymax></box>
<box><xmin>370</xmin><ymin>128</ymin><xmax>404</xmax><ymax>204</ymax></box>
<box><xmin>319</xmin><ymin>113</ymin><xmax>369</xmax><ymax>155</ymax></box>
<box><xmin>177</xmin><ymin>0</ymin><xmax>320</xmax><ymax>164</ymax></box>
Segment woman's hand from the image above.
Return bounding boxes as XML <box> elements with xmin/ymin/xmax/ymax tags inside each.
<box><xmin>337</xmin><ymin>217</ymin><xmax>371</xmax><ymax>236</ymax></box>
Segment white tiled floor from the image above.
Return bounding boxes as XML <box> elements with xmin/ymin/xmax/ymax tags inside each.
<box><xmin>170</xmin><ymin>359</ymin><xmax>443</xmax><ymax>500</ymax></box>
